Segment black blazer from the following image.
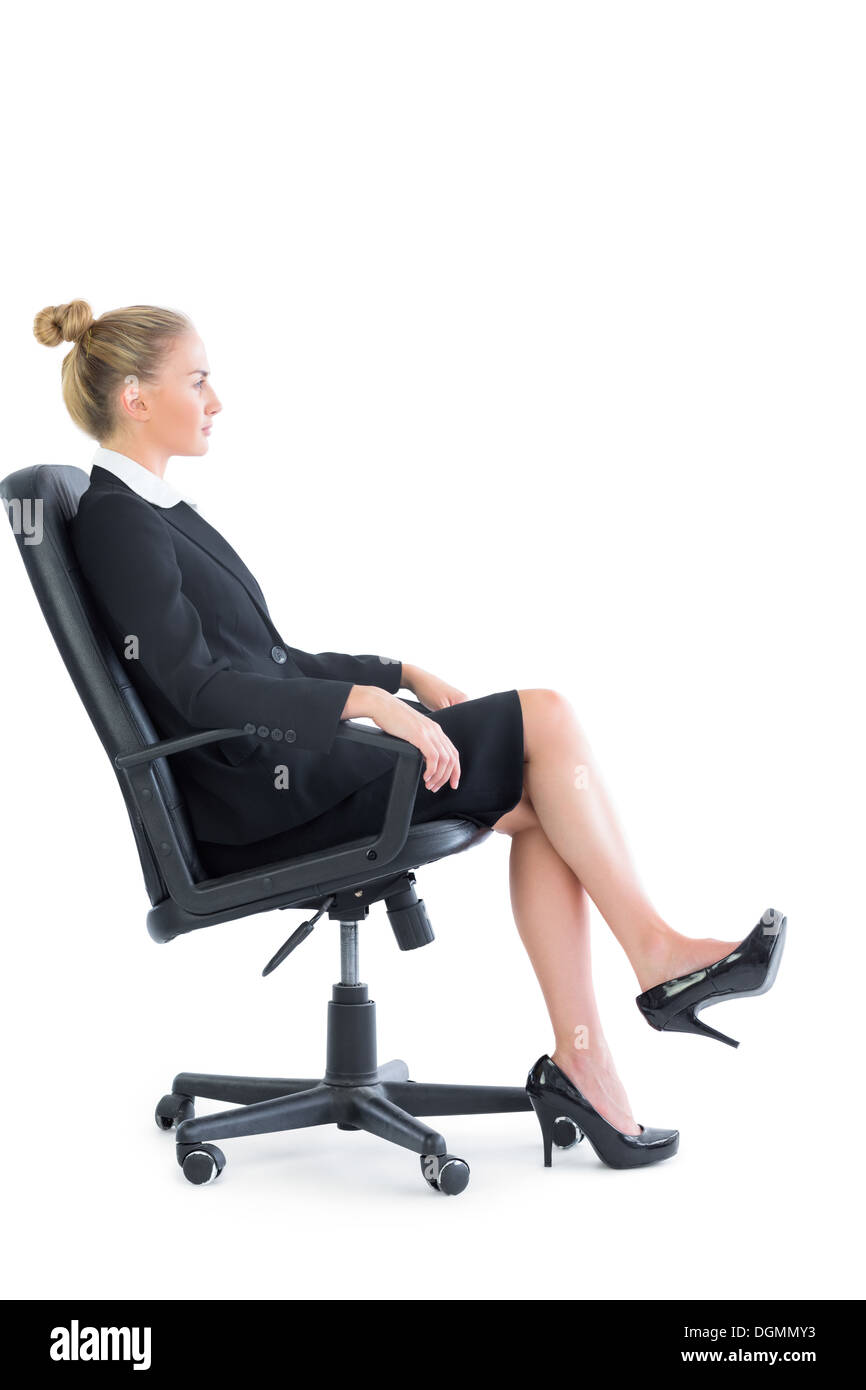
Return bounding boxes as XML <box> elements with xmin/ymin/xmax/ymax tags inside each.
<box><xmin>70</xmin><ymin>465</ymin><xmax>404</xmax><ymax>845</ymax></box>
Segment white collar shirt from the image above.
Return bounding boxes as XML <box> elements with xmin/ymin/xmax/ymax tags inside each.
<box><xmin>90</xmin><ymin>447</ymin><xmax>199</xmax><ymax>512</ymax></box>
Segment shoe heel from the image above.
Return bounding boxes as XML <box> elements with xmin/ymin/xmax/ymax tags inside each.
<box><xmin>666</xmin><ymin>1007</ymin><xmax>739</xmax><ymax>1049</ymax></box>
<box><xmin>528</xmin><ymin>1094</ymin><xmax>557</xmax><ymax>1167</ymax></box>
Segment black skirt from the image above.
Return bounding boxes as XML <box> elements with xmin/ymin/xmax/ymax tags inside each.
<box><xmin>197</xmin><ymin>689</ymin><xmax>524</xmax><ymax>877</ymax></box>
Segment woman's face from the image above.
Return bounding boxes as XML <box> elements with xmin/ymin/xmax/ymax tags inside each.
<box><xmin>119</xmin><ymin>328</ymin><xmax>222</xmax><ymax>458</ymax></box>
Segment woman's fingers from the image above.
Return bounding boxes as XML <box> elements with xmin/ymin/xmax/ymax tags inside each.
<box><xmin>370</xmin><ymin>699</ymin><xmax>460</xmax><ymax>793</ymax></box>
<box><xmin>424</xmin><ymin>738</ymin><xmax>443</xmax><ymax>788</ymax></box>
<box><xmin>431</xmin><ymin>737</ymin><xmax>452</xmax><ymax>791</ymax></box>
<box><xmin>423</xmin><ymin>743</ymin><xmax>440</xmax><ymax>787</ymax></box>
<box><xmin>422</xmin><ymin>727</ymin><xmax>460</xmax><ymax>792</ymax></box>
<box><xmin>441</xmin><ymin>736</ymin><xmax>460</xmax><ymax>790</ymax></box>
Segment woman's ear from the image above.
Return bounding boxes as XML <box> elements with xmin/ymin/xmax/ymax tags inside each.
<box><xmin>119</xmin><ymin>373</ymin><xmax>148</xmax><ymax>421</ymax></box>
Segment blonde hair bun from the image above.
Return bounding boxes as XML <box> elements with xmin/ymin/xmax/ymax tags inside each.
<box><xmin>31</xmin><ymin>300</ymin><xmax>191</xmax><ymax>441</ymax></box>
<box><xmin>33</xmin><ymin>299</ymin><xmax>95</xmax><ymax>348</ymax></box>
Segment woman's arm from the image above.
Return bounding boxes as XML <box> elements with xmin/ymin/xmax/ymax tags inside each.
<box><xmin>339</xmin><ymin>682</ymin><xmax>462</xmax><ymax>792</ymax></box>
<box><xmin>284</xmin><ymin>648</ymin><xmax>405</xmax><ymax>695</ymax></box>
<box><xmin>395</xmin><ymin>664</ymin><xmax>468</xmax><ymax>711</ymax></box>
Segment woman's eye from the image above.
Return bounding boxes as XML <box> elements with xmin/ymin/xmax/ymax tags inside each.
<box><xmin>195</xmin><ymin>379</ymin><xmax>206</xmax><ymax>389</ymax></box>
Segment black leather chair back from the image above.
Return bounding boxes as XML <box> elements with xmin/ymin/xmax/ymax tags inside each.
<box><xmin>2</xmin><ymin>464</ymin><xmax>206</xmax><ymax>904</ymax></box>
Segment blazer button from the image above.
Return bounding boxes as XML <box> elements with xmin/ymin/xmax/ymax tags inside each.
<box><xmin>243</xmin><ymin>723</ymin><xmax>256</xmax><ymax>735</ymax></box>
<box><xmin>284</xmin><ymin>729</ymin><xmax>297</xmax><ymax>743</ymax></box>
<box><xmin>271</xmin><ymin>728</ymin><xmax>283</xmax><ymax>741</ymax></box>
<box><xmin>257</xmin><ymin>725</ymin><xmax>269</xmax><ymax>738</ymax></box>
<box><xmin>271</xmin><ymin>645</ymin><xmax>287</xmax><ymax>664</ymax></box>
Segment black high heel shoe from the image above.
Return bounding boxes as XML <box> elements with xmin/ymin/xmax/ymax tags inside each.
<box><xmin>635</xmin><ymin>907</ymin><xmax>787</xmax><ymax>1048</ymax></box>
<box><xmin>525</xmin><ymin>1056</ymin><xmax>679</xmax><ymax>1170</ymax></box>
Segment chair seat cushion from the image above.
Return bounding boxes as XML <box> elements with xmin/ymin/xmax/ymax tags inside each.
<box><xmin>146</xmin><ymin>817</ymin><xmax>493</xmax><ymax>941</ymax></box>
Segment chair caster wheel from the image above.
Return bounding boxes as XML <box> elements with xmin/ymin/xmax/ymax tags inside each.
<box><xmin>155</xmin><ymin>1092</ymin><xmax>194</xmax><ymax>1131</ymax></box>
<box><xmin>421</xmin><ymin>1153</ymin><xmax>470</xmax><ymax>1196</ymax></box>
<box><xmin>553</xmin><ymin>1117</ymin><xmax>583</xmax><ymax>1150</ymax></box>
<box><xmin>179</xmin><ymin>1143</ymin><xmax>225</xmax><ymax>1185</ymax></box>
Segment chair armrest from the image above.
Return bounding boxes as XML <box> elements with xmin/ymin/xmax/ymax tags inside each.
<box><xmin>114</xmin><ymin>719</ymin><xmax>416</xmax><ymax>769</ymax></box>
<box><xmin>114</xmin><ymin>719</ymin><xmax>424</xmax><ymax>917</ymax></box>
<box><xmin>115</xmin><ymin>726</ymin><xmax>253</xmax><ymax>769</ymax></box>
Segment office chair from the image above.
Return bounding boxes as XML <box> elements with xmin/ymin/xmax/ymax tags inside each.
<box><xmin>2</xmin><ymin>465</ymin><xmax>551</xmax><ymax>1197</ymax></box>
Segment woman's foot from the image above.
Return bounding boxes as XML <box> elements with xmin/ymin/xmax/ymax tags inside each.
<box><xmin>635</xmin><ymin>910</ymin><xmax>787</xmax><ymax>1048</ymax></box>
<box><xmin>550</xmin><ymin>1044</ymin><xmax>641</xmax><ymax>1136</ymax></box>
<box><xmin>527</xmin><ymin>1056</ymin><xmax>680</xmax><ymax>1168</ymax></box>
<box><xmin>635</xmin><ymin>927</ymin><xmax>745</xmax><ymax>996</ymax></box>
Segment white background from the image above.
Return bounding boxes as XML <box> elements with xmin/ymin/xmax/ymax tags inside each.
<box><xmin>1</xmin><ymin>1</ymin><xmax>863</xmax><ymax>1302</ymax></box>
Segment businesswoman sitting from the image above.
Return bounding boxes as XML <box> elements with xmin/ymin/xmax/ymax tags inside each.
<box><xmin>36</xmin><ymin>299</ymin><xmax>786</xmax><ymax>1171</ymax></box>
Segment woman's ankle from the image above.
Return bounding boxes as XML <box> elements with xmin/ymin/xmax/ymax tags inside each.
<box><xmin>550</xmin><ymin>1042</ymin><xmax>640</xmax><ymax>1133</ymax></box>
<box><xmin>632</xmin><ymin>921</ymin><xmax>679</xmax><ymax>993</ymax></box>
<box><xmin>551</xmin><ymin>1038</ymin><xmax>613</xmax><ymax>1084</ymax></box>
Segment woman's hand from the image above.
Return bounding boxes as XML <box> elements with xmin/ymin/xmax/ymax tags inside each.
<box><xmin>363</xmin><ymin>689</ymin><xmax>461</xmax><ymax>792</ymax></box>
<box><xmin>402</xmin><ymin>663</ymin><xmax>469</xmax><ymax>712</ymax></box>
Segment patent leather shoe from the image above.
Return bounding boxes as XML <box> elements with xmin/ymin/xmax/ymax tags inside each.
<box><xmin>525</xmin><ymin>1055</ymin><xmax>679</xmax><ymax>1170</ymax></box>
<box><xmin>635</xmin><ymin>907</ymin><xmax>787</xmax><ymax>1048</ymax></box>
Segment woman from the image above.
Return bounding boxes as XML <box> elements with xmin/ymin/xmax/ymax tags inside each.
<box><xmin>35</xmin><ymin>299</ymin><xmax>787</xmax><ymax>1171</ymax></box>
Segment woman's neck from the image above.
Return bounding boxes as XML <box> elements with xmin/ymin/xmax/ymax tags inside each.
<box><xmin>100</xmin><ymin>441</ymin><xmax>169</xmax><ymax>479</ymax></box>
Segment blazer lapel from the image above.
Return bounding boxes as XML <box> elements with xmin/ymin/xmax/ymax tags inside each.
<box><xmin>86</xmin><ymin>464</ymin><xmax>276</xmax><ymax>629</ymax></box>
<box><xmin>161</xmin><ymin>505</ymin><xmax>274</xmax><ymax>624</ymax></box>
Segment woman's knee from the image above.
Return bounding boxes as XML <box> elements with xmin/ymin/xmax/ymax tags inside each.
<box><xmin>517</xmin><ymin>688</ymin><xmax>572</xmax><ymax>756</ymax></box>
<box><xmin>492</xmin><ymin>788</ymin><xmax>540</xmax><ymax>835</ymax></box>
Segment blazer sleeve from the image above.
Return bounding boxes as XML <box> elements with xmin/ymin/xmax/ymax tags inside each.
<box><xmin>72</xmin><ymin>491</ymin><xmax>355</xmax><ymax>756</ymax></box>
<box><xmin>284</xmin><ymin>648</ymin><xmax>403</xmax><ymax>694</ymax></box>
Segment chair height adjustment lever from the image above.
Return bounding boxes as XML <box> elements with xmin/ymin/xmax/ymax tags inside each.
<box><xmin>262</xmin><ymin>896</ymin><xmax>335</xmax><ymax>977</ymax></box>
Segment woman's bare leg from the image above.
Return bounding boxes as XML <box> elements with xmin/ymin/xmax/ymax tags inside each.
<box><xmin>504</xmin><ymin>688</ymin><xmax>743</xmax><ymax>992</ymax></box>
<box><xmin>485</xmin><ymin>687</ymin><xmax>744</xmax><ymax>1132</ymax></box>
<box><xmin>495</xmin><ymin>796</ymin><xmax>643</xmax><ymax>1133</ymax></box>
